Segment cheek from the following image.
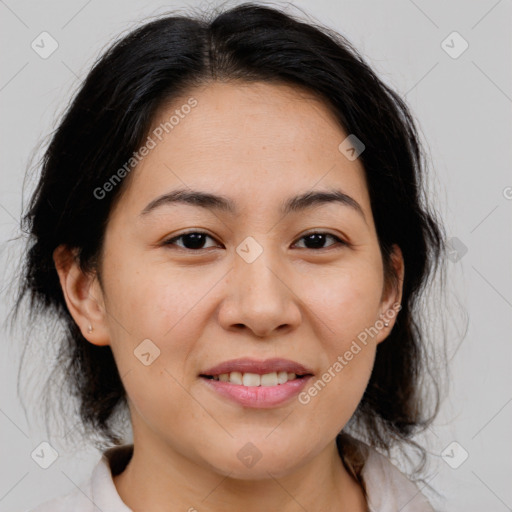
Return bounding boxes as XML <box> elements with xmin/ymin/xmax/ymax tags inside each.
<box><xmin>292</xmin><ymin>258</ymin><xmax>383</xmax><ymax>416</ymax></box>
<box><xmin>297</xmin><ymin>322</ymin><xmax>377</xmax><ymax>439</ymax></box>
<box><xmin>103</xmin><ymin>248</ymin><xmax>223</xmax><ymax>340</ymax></box>
<box><xmin>100</xmin><ymin>251</ymin><xmax>224</xmax><ymax>415</ymax></box>
<box><xmin>297</xmin><ymin>256</ymin><xmax>384</xmax><ymax>339</ymax></box>
<box><xmin>103</xmin><ymin>270</ymin><xmax>214</xmax><ymax>443</ymax></box>
<box><xmin>124</xmin><ymin>366</ymin><xmax>204</xmax><ymax>434</ymax></box>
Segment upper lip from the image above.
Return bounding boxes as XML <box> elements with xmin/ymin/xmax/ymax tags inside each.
<box><xmin>200</xmin><ymin>358</ymin><xmax>314</xmax><ymax>376</ymax></box>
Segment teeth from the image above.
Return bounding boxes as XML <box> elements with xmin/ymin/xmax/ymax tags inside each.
<box><xmin>260</xmin><ymin>372</ymin><xmax>277</xmax><ymax>386</ymax></box>
<box><xmin>212</xmin><ymin>371</ymin><xmax>300</xmax><ymax>386</ymax></box>
<box><xmin>277</xmin><ymin>371</ymin><xmax>288</xmax><ymax>384</ymax></box>
<box><xmin>229</xmin><ymin>371</ymin><xmax>243</xmax><ymax>385</ymax></box>
<box><xmin>242</xmin><ymin>373</ymin><xmax>260</xmax><ymax>386</ymax></box>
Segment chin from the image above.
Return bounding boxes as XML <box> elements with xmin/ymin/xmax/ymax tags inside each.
<box><xmin>213</xmin><ymin>459</ymin><xmax>298</xmax><ymax>481</ymax></box>
<box><xmin>201</xmin><ymin>444</ymin><xmax>306</xmax><ymax>481</ymax></box>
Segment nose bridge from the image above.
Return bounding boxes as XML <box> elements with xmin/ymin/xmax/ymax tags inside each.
<box><xmin>235</xmin><ymin>236</ymin><xmax>285</xmax><ymax>305</ymax></box>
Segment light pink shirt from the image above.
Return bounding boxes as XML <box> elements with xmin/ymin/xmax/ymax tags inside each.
<box><xmin>29</xmin><ymin>442</ymin><xmax>435</xmax><ymax>512</ymax></box>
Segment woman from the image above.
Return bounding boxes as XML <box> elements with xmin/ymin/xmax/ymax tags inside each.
<box><xmin>14</xmin><ymin>3</ymin><xmax>446</xmax><ymax>511</ymax></box>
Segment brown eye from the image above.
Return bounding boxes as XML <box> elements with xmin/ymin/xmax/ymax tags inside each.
<box><xmin>163</xmin><ymin>231</ymin><xmax>219</xmax><ymax>250</ymax></box>
<box><xmin>293</xmin><ymin>232</ymin><xmax>347</xmax><ymax>250</ymax></box>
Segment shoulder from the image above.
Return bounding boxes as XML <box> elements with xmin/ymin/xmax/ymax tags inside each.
<box><xmin>361</xmin><ymin>443</ymin><xmax>436</xmax><ymax>512</ymax></box>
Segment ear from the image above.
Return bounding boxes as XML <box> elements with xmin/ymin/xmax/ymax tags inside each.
<box><xmin>53</xmin><ymin>244</ymin><xmax>110</xmax><ymax>346</ymax></box>
<box><xmin>374</xmin><ymin>243</ymin><xmax>404</xmax><ymax>345</ymax></box>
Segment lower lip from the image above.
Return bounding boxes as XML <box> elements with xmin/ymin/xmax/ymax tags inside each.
<box><xmin>200</xmin><ymin>376</ymin><xmax>313</xmax><ymax>408</ymax></box>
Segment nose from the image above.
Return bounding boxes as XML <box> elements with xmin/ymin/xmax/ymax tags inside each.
<box><xmin>217</xmin><ymin>246</ymin><xmax>302</xmax><ymax>339</ymax></box>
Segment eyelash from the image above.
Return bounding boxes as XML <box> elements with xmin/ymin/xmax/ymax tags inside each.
<box><xmin>162</xmin><ymin>230</ymin><xmax>348</xmax><ymax>252</ymax></box>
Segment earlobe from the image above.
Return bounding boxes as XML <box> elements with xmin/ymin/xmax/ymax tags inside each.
<box><xmin>53</xmin><ymin>244</ymin><xmax>110</xmax><ymax>346</ymax></box>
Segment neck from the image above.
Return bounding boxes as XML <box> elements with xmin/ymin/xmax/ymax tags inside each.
<box><xmin>113</xmin><ymin>432</ymin><xmax>367</xmax><ymax>512</ymax></box>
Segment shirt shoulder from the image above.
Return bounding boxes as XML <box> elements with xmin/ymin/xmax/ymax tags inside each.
<box><xmin>361</xmin><ymin>444</ymin><xmax>436</xmax><ymax>512</ymax></box>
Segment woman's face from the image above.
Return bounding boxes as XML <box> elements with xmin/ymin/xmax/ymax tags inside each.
<box><xmin>59</xmin><ymin>81</ymin><xmax>403</xmax><ymax>478</ymax></box>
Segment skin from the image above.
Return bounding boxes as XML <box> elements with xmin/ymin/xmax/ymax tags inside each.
<box><xmin>54</xmin><ymin>81</ymin><xmax>404</xmax><ymax>512</ymax></box>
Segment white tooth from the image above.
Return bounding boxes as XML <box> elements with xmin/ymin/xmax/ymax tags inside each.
<box><xmin>242</xmin><ymin>372</ymin><xmax>261</xmax><ymax>386</ymax></box>
<box><xmin>277</xmin><ymin>371</ymin><xmax>288</xmax><ymax>384</ymax></box>
<box><xmin>230</xmin><ymin>371</ymin><xmax>243</xmax><ymax>385</ymax></box>
<box><xmin>260</xmin><ymin>372</ymin><xmax>278</xmax><ymax>386</ymax></box>
<box><xmin>223</xmin><ymin>371</ymin><xmax>295</xmax><ymax>386</ymax></box>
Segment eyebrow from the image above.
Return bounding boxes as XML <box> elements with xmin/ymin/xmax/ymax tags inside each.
<box><xmin>139</xmin><ymin>187</ymin><xmax>366</xmax><ymax>222</ymax></box>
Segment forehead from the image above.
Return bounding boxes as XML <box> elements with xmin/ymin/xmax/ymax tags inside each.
<box><xmin>116</xmin><ymin>81</ymin><xmax>372</xmax><ymax>220</ymax></box>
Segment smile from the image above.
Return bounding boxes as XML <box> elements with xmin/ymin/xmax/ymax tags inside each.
<box><xmin>200</xmin><ymin>373</ymin><xmax>313</xmax><ymax>408</ymax></box>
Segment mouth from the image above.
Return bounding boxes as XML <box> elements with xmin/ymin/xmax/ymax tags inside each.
<box><xmin>199</xmin><ymin>358</ymin><xmax>314</xmax><ymax>408</ymax></box>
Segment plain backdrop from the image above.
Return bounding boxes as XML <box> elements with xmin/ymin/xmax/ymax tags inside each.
<box><xmin>0</xmin><ymin>1</ymin><xmax>511</xmax><ymax>511</ymax></box>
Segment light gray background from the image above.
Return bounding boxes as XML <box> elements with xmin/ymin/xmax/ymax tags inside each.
<box><xmin>1</xmin><ymin>1</ymin><xmax>511</xmax><ymax>511</ymax></box>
